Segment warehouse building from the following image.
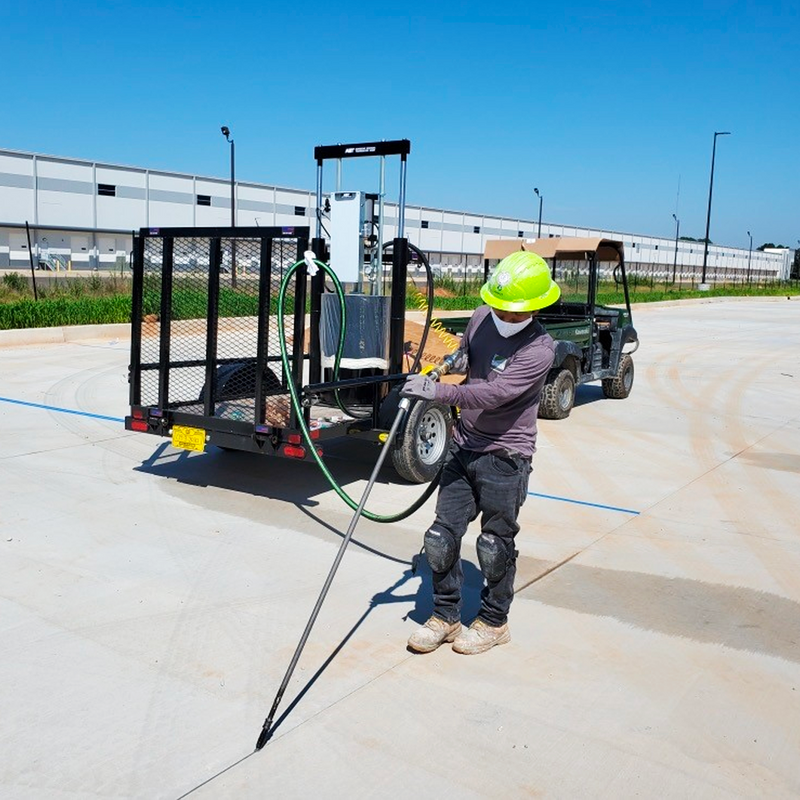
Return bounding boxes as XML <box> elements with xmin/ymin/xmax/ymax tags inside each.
<box><xmin>0</xmin><ymin>147</ymin><xmax>792</xmax><ymax>281</ymax></box>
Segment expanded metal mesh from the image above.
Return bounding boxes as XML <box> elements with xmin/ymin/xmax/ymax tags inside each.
<box><xmin>140</xmin><ymin>237</ymin><xmax>163</xmax><ymax>407</ymax></box>
<box><xmin>170</xmin><ymin>237</ymin><xmax>211</xmax><ymax>409</ymax></box>
<box><xmin>136</xmin><ymin>233</ymin><xmax>303</xmax><ymax>427</ymax></box>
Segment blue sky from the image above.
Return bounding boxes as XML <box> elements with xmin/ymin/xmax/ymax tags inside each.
<box><xmin>3</xmin><ymin>1</ymin><xmax>797</xmax><ymax>248</ymax></box>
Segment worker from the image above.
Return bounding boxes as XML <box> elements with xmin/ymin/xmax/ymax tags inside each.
<box><xmin>400</xmin><ymin>251</ymin><xmax>560</xmax><ymax>655</ymax></box>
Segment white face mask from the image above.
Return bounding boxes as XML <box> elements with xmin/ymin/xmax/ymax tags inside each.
<box><xmin>490</xmin><ymin>308</ymin><xmax>533</xmax><ymax>338</ymax></box>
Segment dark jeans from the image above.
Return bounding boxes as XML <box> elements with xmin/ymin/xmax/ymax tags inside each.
<box><xmin>429</xmin><ymin>445</ymin><xmax>532</xmax><ymax>627</ymax></box>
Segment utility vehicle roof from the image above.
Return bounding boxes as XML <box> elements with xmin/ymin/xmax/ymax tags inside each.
<box><xmin>484</xmin><ymin>237</ymin><xmax>624</xmax><ymax>262</ymax></box>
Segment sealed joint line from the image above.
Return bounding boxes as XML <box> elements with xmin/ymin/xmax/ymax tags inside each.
<box><xmin>528</xmin><ymin>490</ymin><xmax>639</xmax><ymax>515</ymax></box>
<box><xmin>0</xmin><ymin>395</ymin><xmax>124</xmax><ymax>424</ymax></box>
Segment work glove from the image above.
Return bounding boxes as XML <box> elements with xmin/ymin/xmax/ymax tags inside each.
<box><xmin>449</xmin><ymin>348</ymin><xmax>469</xmax><ymax>374</ymax></box>
<box><xmin>400</xmin><ymin>373</ymin><xmax>437</xmax><ymax>401</ymax></box>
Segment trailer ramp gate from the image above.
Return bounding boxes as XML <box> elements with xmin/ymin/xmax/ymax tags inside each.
<box><xmin>128</xmin><ymin>227</ymin><xmax>311</xmax><ymax>446</ymax></box>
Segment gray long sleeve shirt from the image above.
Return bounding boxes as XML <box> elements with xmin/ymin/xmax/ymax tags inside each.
<box><xmin>434</xmin><ymin>305</ymin><xmax>555</xmax><ymax>458</ymax></box>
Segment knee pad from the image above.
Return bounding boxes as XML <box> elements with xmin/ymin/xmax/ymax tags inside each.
<box><xmin>424</xmin><ymin>527</ymin><xmax>458</xmax><ymax>573</ymax></box>
<box><xmin>476</xmin><ymin>533</ymin><xmax>513</xmax><ymax>583</ymax></box>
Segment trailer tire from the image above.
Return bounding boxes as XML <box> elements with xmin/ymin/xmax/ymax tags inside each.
<box><xmin>602</xmin><ymin>354</ymin><xmax>634</xmax><ymax>399</ymax></box>
<box><xmin>391</xmin><ymin>401</ymin><xmax>453</xmax><ymax>484</ymax></box>
<box><xmin>539</xmin><ymin>367</ymin><xmax>576</xmax><ymax>420</ymax></box>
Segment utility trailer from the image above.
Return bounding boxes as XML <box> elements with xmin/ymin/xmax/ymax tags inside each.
<box><xmin>125</xmin><ymin>141</ymin><xmax>454</xmax><ymax>483</ymax></box>
<box><xmin>446</xmin><ymin>237</ymin><xmax>640</xmax><ymax>419</ymax></box>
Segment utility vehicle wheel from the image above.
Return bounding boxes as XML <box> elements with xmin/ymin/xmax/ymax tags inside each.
<box><xmin>539</xmin><ymin>368</ymin><xmax>576</xmax><ymax>420</ymax></box>
<box><xmin>602</xmin><ymin>354</ymin><xmax>634</xmax><ymax>399</ymax></box>
<box><xmin>391</xmin><ymin>401</ymin><xmax>453</xmax><ymax>484</ymax></box>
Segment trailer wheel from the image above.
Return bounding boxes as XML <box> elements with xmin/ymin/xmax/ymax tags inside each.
<box><xmin>539</xmin><ymin>368</ymin><xmax>576</xmax><ymax>420</ymax></box>
<box><xmin>602</xmin><ymin>354</ymin><xmax>634</xmax><ymax>399</ymax></box>
<box><xmin>391</xmin><ymin>401</ymin><xmax>453</xmax><ymax>484</ymax></box>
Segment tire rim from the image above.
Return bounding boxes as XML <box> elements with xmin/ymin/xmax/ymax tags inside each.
<box><xmin>623</xmin><ymin>364</ymin><xmax>633</xmax><ymax>391</ymax></box>
<box><xmin>416</xmin><ymin>407</ymin><xmax>448</xmax><ymax>465</ymax></box>
<box><xmin>559</xmin><ymin>382</ymin><xmax>573</xmax><ymax>410</ymax></box>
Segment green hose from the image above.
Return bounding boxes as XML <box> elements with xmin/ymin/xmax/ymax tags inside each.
<box><xmin>276</xmin><ymin>258</ymin><xmax>440</xmax><ymax>523</ymax></box>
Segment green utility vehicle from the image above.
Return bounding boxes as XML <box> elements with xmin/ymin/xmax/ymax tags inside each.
<box><xmin>446</xmin><ymin>237</ymin><xmax>639</xmax><ymax>419</ymax></box>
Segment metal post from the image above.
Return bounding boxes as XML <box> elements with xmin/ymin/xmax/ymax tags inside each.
<box><xmin>398</xmin><ymin>155</ymin><xmax>408</xmax><ymax>239</ymax></box>
<box><xmin>221</xmin><ymin>126</ymin><xmax>237</xmax><ymax>288</ymax></box>
<box><xmin>290</xmin><ymin>242</ymin><xmax>308</xmax><ymax>429</ymax></box>
<box><xmin>230</xmin><ymin>138</ymin><xmax>237</xmax><ymax>289</ymax></box>
<box><xmin>672</xmin><ymin>214</ymin><xmax>680</xmax><ymax>283</ymax></box>
<box><xmin>700</xmin><ymin>131</ymin><xmax>731</xmax><ymax>287</ymax></box>
<box><xmin>24</xmin><ymin>221</ymin><xmax>38</xmax><ymax>301</ymax></box>
<box><xmin>203</xmin><ymin>238</ymin><xmax>222</xmax><ymax>417</ymax></box>
<box><xmin>746</xmin><ymin>231</ymin><xmax>753</xmax><ymax>284</ymax></box>
<box><xmin>315</xmin><ymin>162</ymin><xmax>324</xmax><ymax>239</ymax></box>
<box><xmin>230</xmin><ymin>139</ymin><xmax>235</xmax><ymax>228</ymax></box>
<box><xmin>129</xmin><ymin>232</ymin><xmax>145</xmax><ymax>406</ymax></box>
<box><xmin>309</xmin><ymin>236</ymin><xmax>326</xmax><ymax>386</ymax></box>
<box><xmin>255</xmin><ymin>237</ymin><xmax>274</xmax><ymax>425</ymax></box>
<box><xmin>389</xmin><ymin>238</ymin><xmax>408</xmax><ymax>375</ymax></box>
<box><xmin>377</xmin><ymin>156</ymin><xmax>386</xmax><ymax>294</ymax></box>
<box><xmin>534</xmin><ymin>187</ymin><xmax>543</xmax><ymax>238</ymax></box>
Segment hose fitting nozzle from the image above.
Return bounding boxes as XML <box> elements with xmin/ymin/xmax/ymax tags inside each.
<box><xmin>427</xmin><ymin>352</ymin><xmax>458</xmax><ymax>381</ymax></box>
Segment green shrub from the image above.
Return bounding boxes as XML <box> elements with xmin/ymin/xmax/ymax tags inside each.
<box><xmin>0</xmin><ymin>295</ymin><xmax>131</xmax><ymax>330</ymax></box>
<box><xmin>2</xmin><ymin>272</ymin><xmax>28</xmax><ymax>293</ymax></box>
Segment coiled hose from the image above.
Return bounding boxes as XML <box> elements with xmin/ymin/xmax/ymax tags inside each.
<box><xmin>276</xmin><ymin>257</ymin><xmax>442</xmax><ymax>523</ymax></box>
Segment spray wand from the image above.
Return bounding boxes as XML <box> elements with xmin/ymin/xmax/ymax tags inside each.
<box><xmin>254</xmin><ymin>351</ymin><xmax>456</xmax><ymax>751</ymax></box>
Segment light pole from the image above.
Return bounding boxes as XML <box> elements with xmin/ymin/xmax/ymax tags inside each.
<box><xmin>746</xmin><ymin>230</ymin><xmax>753</xmax><ymax>284</ymax></box>
<box><xmin>672</xmin><ymin>213</ymin><xmax>680</xmax><ymax>283</ymax></box>
<box><xmin>221</xmin><ymin>126</ymin><xmax>236</xmax><ymax>286</ymax></box>
<box><xmin>700</xmin><ymin>131</ymin><xmax>731</xmax><ymax>287</ymax></box>
<box><xmin>533</xmin><ymin>187</ymin><xmax>543</xmax><ymax>238</ymax></box>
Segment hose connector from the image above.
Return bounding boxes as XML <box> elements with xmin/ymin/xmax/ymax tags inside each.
<box><xmin>427</xmin><ymin>352</ymin><xmax>458</xmax><ymax>382</ymax></box>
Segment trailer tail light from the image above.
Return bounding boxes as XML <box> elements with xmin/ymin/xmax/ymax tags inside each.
<box><xmin>131</xmin><ymin>419</ymin><xmax>149</xmax><ymax>432</ymax></box>
<box><xmin>132</xmin><ymin>408</ymin><xmax>145</xmax><ymax>420</ymax></box>
<box><xmin>283</xmin><ymin>445</ymin><xmax>306</xmax><ymax>459</ymax></box>
<box><xmin>310</xmin><ymin>429</ymin><xmax>320</xmax><ymax>440</ymax></box>
<box><xmin>287</xmin><ymin>433</ymin><xmax>302</xmax><ymax>444</ymax></box>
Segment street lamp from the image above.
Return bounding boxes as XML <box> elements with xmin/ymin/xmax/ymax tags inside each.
<box><xmin>700</xmin><ymin>131</ymin><xmax>731</xmax><ymax>287</ymax></box>
<box><xmin>671</xmin><ymin>214</ymin><xmax>680</xmax><ymax>283</ymax></box>
<box><xmin>221</xmin><ymin>126</ymin><xmax>235</xmax><ymax>227</ymax></box>
<box><xmin>533</xmin><ymin>187</ymin><xmax>543</xmax><ymax>238</ymax></box>
<box><xmin>746</xmin><ymin>230</ymin><xmax>753</xmax><ymax>283</ymax></box>
<box><xmin>221</xmin><ymin>125</ymin><xmax>236</xmax><ymax>286</ymax></box>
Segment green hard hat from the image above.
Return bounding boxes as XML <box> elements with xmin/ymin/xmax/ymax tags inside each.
<box><xmin>480</xmin><ymin>250</ymin><xmax>561</xmax><ymax>312</ymax></box>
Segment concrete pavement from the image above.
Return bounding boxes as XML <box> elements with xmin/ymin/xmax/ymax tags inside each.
<box><xmin>1</xmin><ymin>299</ymin><xmax>799</xmax><ymax>798</ymax></box>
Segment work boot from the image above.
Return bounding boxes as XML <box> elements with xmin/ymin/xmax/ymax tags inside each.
<box><xmin>407</xmin><ymin>616</ymin><xmax>462</xmax><ymax>653</ymax></box>
<box><xmin>452</xmin><ymin>619</ymin><xmax>511</xmax><ymax>655</ymax></box>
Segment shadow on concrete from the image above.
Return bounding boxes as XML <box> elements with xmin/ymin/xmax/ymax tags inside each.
<box><xmin>136</xmin><ymin>440</ymin><xmax>433</xmax><ymax>567</ymax></box>
<box><xmin>574</xmin><ymin>384</ymin><xmax>605</xmax><ymax>409</ymax></box>
<box><xmin>520</xmin><ymin>562</ymin><xmax>800</xmax><ymax>663</ymax></box>
<box><xmin>135</xmin><ymin>437</ymin><xmax>397</xmax><ymax>508</ymax></box>
<box><xmin>269</xmin><ymin>558</ymin><xmax>484</xmax><ymax>738</ymax></box>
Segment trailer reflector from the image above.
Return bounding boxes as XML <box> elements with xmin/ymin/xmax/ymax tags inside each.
<box><xmin>287</xmin><ymin>433</ymin><xmax>302</xmax><ymax>444</ymax></box>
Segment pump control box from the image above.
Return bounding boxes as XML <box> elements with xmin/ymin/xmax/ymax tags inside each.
<box><xmin>329</xmin><ymin>191</ymin><xmax>365</xmax><ymax>283</ymax></box>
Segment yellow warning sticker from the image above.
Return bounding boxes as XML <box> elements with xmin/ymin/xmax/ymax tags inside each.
<box><xmin>171</xmin><ymin>425</ymin><xmax>206</xmax><ymax>452</ymax></box>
